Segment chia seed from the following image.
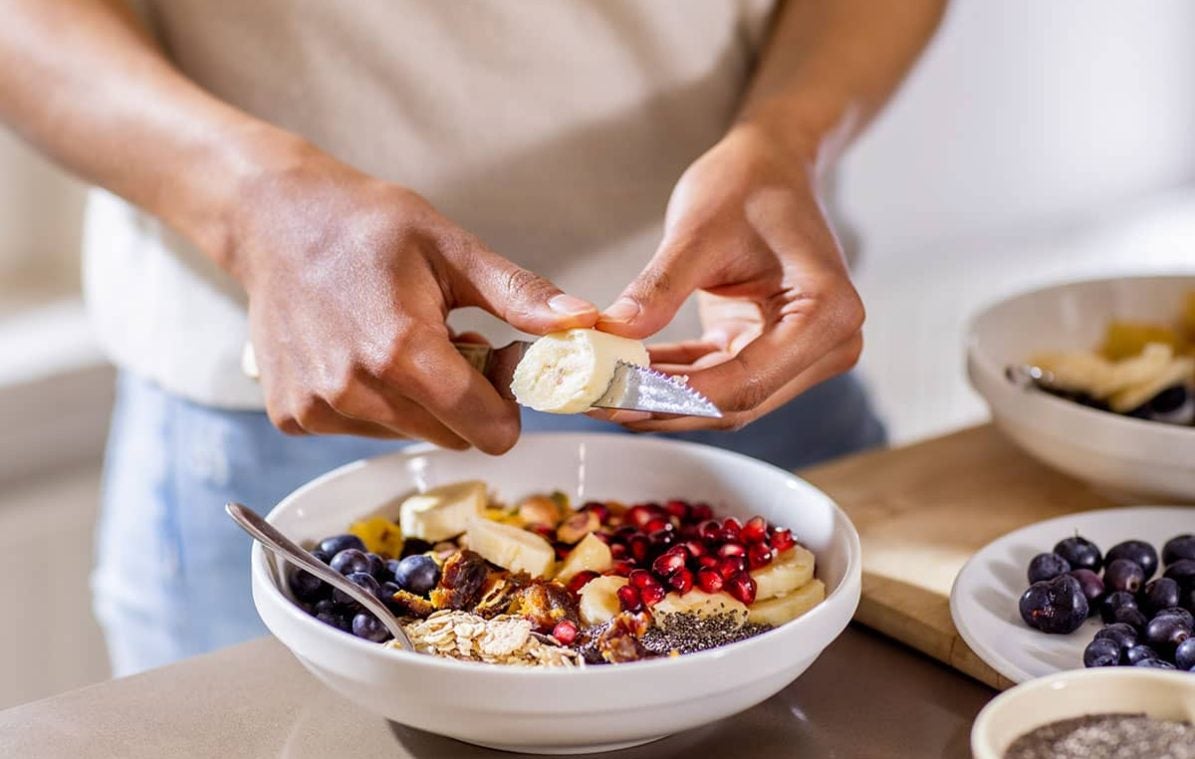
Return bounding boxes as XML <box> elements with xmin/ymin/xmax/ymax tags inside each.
<box><xmin>1005</xmin><ymin>713</ymin><xmax>1195</xmax><ymax>759</ymax></box>
<box><xmin>639</xmin><ymin>611</ymin><xmax>772</xmax><ymax>655</ymax></box>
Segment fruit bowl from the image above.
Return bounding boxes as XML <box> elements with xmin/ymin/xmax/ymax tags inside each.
<box><xmin>250</xmin><ymin>433</ymin><xmax>862</xmax><ymax>754</ymax></box>
<box><xmin>967</xmin><ymin>274</ymin><xmax>1195</xmax><ymax>501</ymax></box>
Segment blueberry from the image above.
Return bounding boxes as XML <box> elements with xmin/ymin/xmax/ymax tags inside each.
<box><xmin>365</xmin><ymin>552</ymin><xmax>386</xmax><ymax>578</ymax></box>
<box><xmin>1154</xmin><ymin>606</ymin><xmax>1194</xmax><ymax>631</ymax></box>
<box><xmin>1176</xmin><ymin>637</ymin><xmax>1195</xmax><ymax>670</ymax></box>
<box><xmin>332</xmin><ymin>571</ymin><xmax>382</xmax><ymax>606</ymax></box>
<box><xmin>1113</xmin><ymin>605</ymin><xmax>1150</xmax><ymax>633</ymax></box>
<box><xmin>1185</xmin><ymin>589</ymin><xmax>1195</xmax><ymax>615</ymax></box>
<box><xmin>288</xmin><ymin>567</ymin><xmax>326</xmax><ymax>603</ymax></box>
<box><xmin>310</xmin><ymin>549</ymin><xmax>332</xmax><ymax>564</ymax></box>
<box><xmin>319</xmin><ymin>534</ymin><xmax>365</xmax><ymax>556</ymax></box>
<box><xmin>351</xmin><ymin>612</ymin><xmax>391</xmax><ymax>643</ymax></box>
<box><xmin>1125</xmin><ymin>644</ymin><xmax>1158</xmax><ymax>665</ymax></box>
<box><xmin>1163</xmin><ymin>534</ymin><xmax>1195</xmax><ymax>565</ymax></box>
<box><xmin>1083</xmin><ymin>637</ymin><xmax>1121</xmax><ymax>667</ymax></box>
<box><xmin>1103</xmin><ymin>558</ymin><xmax>1146</xmax><ymax>594</ymax></box>
<box><xmin>1105</xmin><ymin>540</ymin><xmax>1159</xmax><ymax>580</ymax></box>
<box><xmin>1143</xmin><ymin>615</ymin><xmax>1190</xmax><ymax>658</ymax></box>
<box><xmin>1100</xmin><ymin>591</ymin><xmax>1138</xmax><ymax>623</ymax></box>
<box><xmin>312</xmin><ymin>598</ymin><xmax>337</xmax><ymax>617</ymax></box>
<box><xmin>1069</xmin><ymin>569</ymin><xmax>1104</xmax><ymax>612</ymax></box>
<box><xmin>1019</xmin><ymin>575</ymin><xmax>1089</xmax><ymax>634</ymax></box>
<box><xmin>379</xmin><ymin>580</ymin><xmax>403</xmax><ymax>613</ymax></box>
<box><xmin>1135</xmin><ymin>658</ymin><xmax>1177</xmax><ymax>669</ymax></box>
<box><xmin>1053</xmin><ymin>536</ymin><xmax>1102</xmax><ymax>573</ymax></box>
<box><xmin>1094</xmin><ymin>622</ymin><xmax>1138</xmax><ymax>652</ymax></box>
<box><xmin>315</xmin><ymin>608</ymin><xmax>352</xmax><ymax>632</ymax></box>
<box><xmin>1027</xmin><ymin>553</ymin><xmax>1071</xmax><ymax>584</ymax></box>
<box><xmin>1128</xmin><ymin>385</ymin><xmax>1194</xmax><ymax>425</ymax></box>
<box><xmin>393</xmin><ymin>554</ymin><xmax>441</xmax><ymax>596</ymax></box>
<box><xmin>329</xmin><ymin>548</ymin><xmax>372</xmax><ymax>576</ymax></box>
<box><xmin>1142</xmin><ymin>578</ymin><xmax>1181</xmax><ymax>616</ymax></box>
<box><xmin>1164</xmin><ymin>559</ymin><xmax>1195</xmax><ymax>594</ymax></box>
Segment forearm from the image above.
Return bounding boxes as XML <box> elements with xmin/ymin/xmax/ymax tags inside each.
<box><xmin>740</xmin><ymin>0</ymin><xmax>947</xmax><ymax>169</ymax></box>
<box><xmin>0</xmin><ymin>0</ymin><xmax>306</xmax><ymax>274</ymax></box>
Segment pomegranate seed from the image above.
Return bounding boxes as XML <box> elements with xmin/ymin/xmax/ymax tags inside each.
<box><xmin>771</xmin><ymin>528</ymin><xmax>796</xmax><ymax>552</ymax></box>
<box><xmin>697</xmin><ymin>519</ymin><xmax>722</xmax><ymax>542</ymax></box>
<box><xmin>741</xmin><ymin>516</ymin><xmax>768</xmax><ymax>544</ymax></box>
<box><xmin>629</xmin><ymin>569</ymin><xmax>654</xmax><ymax>589</ymax></box>
<box><xmin>644</xmin><ymin>517</ymin><xmax>672</xmax><ymax>534</ymax></box>
<box><xmin>727</xmin><ymin>572</ymin><xmax>757</xmax><ymax>605</ymax></box>
<box><xmin>566</xmin><ymin>570</ymin><xmax>599</xmax><ymax>593</ymax></box>
<box><xmin>528</xmin><ymin>523</ymin><xmax>555</xmax><ymax>540</ymax></box>
<box><xmin>652</xmin><ymin>551</ymin><xmax>687</xmax><ymax>576</ymax></box>
<box><xmin>691</xmin><ymin>503</ymin><xmax>714</xmax><ymax>522</ymax></box>
<box><xmin>629</xmin><ymin>535</ymin><xmax>651</xmax><ymax>563</ymax></box>
<box><xmin>627</xmin><ymin>505</ymin><xmax>655</xmax><ymax>529</ymax></box>
<box><xmin>668</xmin><ymin>567</ymin><xmax>694</xmax><ymax>594</ymax></box>
<box><xmin>697</xmin><ymin>555</ymin><xmax>719</xmax><ymax>569</ymax></box>
<box><xmin>552</xmin><ymin>619</ymin><xmax>579</xmax><ymax>645</ymax></box>
<box><xmin>664</xmin><ymin>499</ymin><xmax>690</xmax><ymax>520</ymax></box>
<box><xmin>649</xmin><ymin>529</ymin><xmax>676</xmax><ymax>550</ymax></box>
<box><xmin>721</xmin><ymin>518</ymin><xmax>742</xmax><ymax>541</ymax></box>
<box><xmin>582</xmin><ymin>502</ymin><xmax>611</xmax><ymax>523</ymax></box>
<box><xmin>683</xmin><ymin>540</ymin><xmax>707</xmax><ymax>558</ymax></box>
<box><xmin>640</xmin><ymin>582</ymin><xmax>666</xmax><ymax>606</ymax></box>
<box><xmin>718</xmin><ymin>555</ymin><xmax>746</xmax><ymax>580</ymax></box>
<box><xmin>607</xmin><ymin>560</ymin><xmax>634</xmax><ymax>577</ymax></box>
<box><xmin>554</xmin><ymin>543</ymin><xmax>571</xmax><ymax>561</ymax></box>
<box><xmin>747</xmin><ymin>542</ymin><xmax>774</xmax><ymax>569</ymax></box>
<box><xmin>617</xmin><ymin>584</ymin><xmax>643</xmax><ymax>611</ymax></box>
<box><xmin>697</xmin><ymin>567</ymin><xmax>724</xmax><ymax>593</ymax></box>
<box><xmin>717</xmin><ymin>542</ymin><xmax>747</xmax><ymax>558</ymax></box>
<box><xmin>609</xmin><ymin>543</ymin><xmax>628</xmax><ymax>559</ymax></box>
<box><xmin>614</xmin><ymin>525</ymin><xmax>638</xmax><ymax>540</ymax></box>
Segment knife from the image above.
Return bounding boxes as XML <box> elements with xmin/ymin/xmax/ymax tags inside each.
<box><xmin>242</xmin><ymin>340</ymin><xmax>722</xmax><ymax>419</ymax></box>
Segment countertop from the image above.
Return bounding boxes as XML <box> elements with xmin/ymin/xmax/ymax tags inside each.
<box><xmin>0</xmin><ymin>626</ymin><xmax>993</xmax><ymax>758</ymax></box>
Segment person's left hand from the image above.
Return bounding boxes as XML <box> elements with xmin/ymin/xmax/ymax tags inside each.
<box><xmin>596</xmin><ymin>122</ymin><xmax>864</xmax><ymax>432</ymax></box>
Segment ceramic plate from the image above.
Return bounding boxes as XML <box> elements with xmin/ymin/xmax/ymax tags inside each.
<box><xmin>950</xmin><ymin>506</ymin><xmax>1192</xmax><ymax>684</ymax></box>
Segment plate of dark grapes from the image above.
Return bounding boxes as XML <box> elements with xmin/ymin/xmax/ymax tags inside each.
<box><xmin>951</xmin><ymin>506</ymin><xmax>1195</xmax><ymax>683</ymax></box>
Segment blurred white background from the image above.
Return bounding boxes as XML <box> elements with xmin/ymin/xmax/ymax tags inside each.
<box><xmin>2</xmin><ymin>0</ymin><xmax>1195</xmax><ymax>708</ymax></box>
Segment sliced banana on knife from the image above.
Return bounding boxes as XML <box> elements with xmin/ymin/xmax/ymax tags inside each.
<box><xmin>511</xmin><ymin>329</ymin><xmax>650</xmax><ymax>414</ymax></box>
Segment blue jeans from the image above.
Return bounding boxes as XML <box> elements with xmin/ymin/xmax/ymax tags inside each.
<box><xmin>92</xmin><ymin>371</ymin><xmax>885</xmax><ymax>676</ymax></box>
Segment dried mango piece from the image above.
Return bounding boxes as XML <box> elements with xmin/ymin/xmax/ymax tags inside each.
<box><xmin>348</xmin><ymin>516</ymin><xmax>404</xmax><ymax>557</ymax></box>
<box><xmin>1100</xmin><ymin>321</ymin><xmax>1184</xmax><ymax>361</ymax></box>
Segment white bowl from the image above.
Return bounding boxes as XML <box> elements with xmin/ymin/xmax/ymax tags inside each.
<box><xmin>967</xmin><ymin>274</ymin><xmax>1195</xmax><ymax>501</ymax></box>
<box><xmin>250</xmin><ymin>433</ymin><xmax>862</xmax><ymax>754</ymax></box>
<box><xmin>971</xmin><ymin>668</ymin><xmax>1195</xmax><ymax>759</ymax></box>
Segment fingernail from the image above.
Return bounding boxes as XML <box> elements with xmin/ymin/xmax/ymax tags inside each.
<box><xmin>608</xmin><ymin>410</ymin><xmax>653</xmax><ymax>423</ymax></box>
<box><xmin>549</xmin><ymin>294</ymin><xmax>595</xmax><ymax>315</ymax></box>
<box><xmin>601</xmin><ymin>298</ymin><xmax>640</xmax><ymax>323</ymax></box>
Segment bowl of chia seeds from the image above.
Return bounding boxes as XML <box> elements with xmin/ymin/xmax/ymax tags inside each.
<box><xmin>972</xmin><ymin>668</ymin><xmax>1195</xmax><ymax>759</ymax></box>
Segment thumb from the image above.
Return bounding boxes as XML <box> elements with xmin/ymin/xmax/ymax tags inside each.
<box><xmin>598</xmin><ymin>241</ymin><xmax>701</xmax><ymax>339</ymax></box>
<box><xmin>457</xmin><ymin>245</ymin><xmax>598</xmax><ymax>335</ymax></box>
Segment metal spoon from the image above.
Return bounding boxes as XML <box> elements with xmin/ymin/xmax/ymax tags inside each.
<box><xmin>225</xmin><ymin>501</ymin><xmax>415</xmax><ymax>651</ymax></box>
<box><xmin>1005</xmin><ymin>363</ymin><xmax>1059</xmax><ymax>391</ymax></box>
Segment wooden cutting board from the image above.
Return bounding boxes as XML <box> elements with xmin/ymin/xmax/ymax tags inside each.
<box><xmin>798</xmin><ymin>424</ymin><xmax>1132</xmax><ymax>690</ymax></box>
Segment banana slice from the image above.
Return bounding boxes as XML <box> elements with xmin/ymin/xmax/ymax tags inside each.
<box><xmin>399</xmin><ymin>481</ymin><xmax>487</xmax><ymax>543</ymax></box>
<box><xmin>511</xmin><ymin>329</ymin><xmax>650</xmax><ymax>414</ymax></box>
<box><xmin>750</xmin><ymin>546</ymin><xmax>816</xmax><ymax>602</ymax></box>
<box><xmin>747</xmin><ymin>579</ymin><xmax>826</xmax><ymax>627</ymax></box>
<box><xmin>555</xmin><ymin>533</ymin><xmax>613</xmax><ymax>583</ymax></box>
<box><xmin>652</xmin><ymin>589</ymin><xmax>748</xmax><ymax>631</ymax></box>
<box><xmin>466</xmin><ymin>516</ymin><xmax>555</xmax><ymax>578</ymax></box>
<box><xmin>579</xmin><ymin>575</ymin><xmax>629</xmax><ymax>626</ymax></box>
<box><xmin>1109</xmin><ymin>355</ymin><xmax>1194</xmax><ymax>412</ymax></box>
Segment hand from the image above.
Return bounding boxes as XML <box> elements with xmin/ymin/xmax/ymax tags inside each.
<box><xmin>233</xmin><ymin>144</ymin><xmax>597</xmax><ymax>452</ymax></box>
<box><xmin>597</xmin><ymin>124</ymin><xmax>864</xmax><ymax>431</ymax></box>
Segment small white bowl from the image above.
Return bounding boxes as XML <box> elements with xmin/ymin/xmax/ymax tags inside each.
<box><xmin>967</xmin><ymin>274</ymin><xmax>1195</xmax><ymax>501</ymax></box>
<box><xmin>971</xmin><ymin>668</ymin><xmax>1195</xmax><ymax>759</ymax></box>
<box><xmin>251</xmin><ymin>433</ymin><xmax>861</xmax><ymax>754</ymax></box>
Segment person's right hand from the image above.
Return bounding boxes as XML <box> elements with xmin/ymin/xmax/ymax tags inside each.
<box><xmin>230</xmin><ymin>144</ymin><xmax>597</xmax><ymax>453</ymax></box>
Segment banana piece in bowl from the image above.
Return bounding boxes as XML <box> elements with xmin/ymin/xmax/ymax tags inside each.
<box><xmin>511</xmin><ymin>329</ymin><xmax>649</xmax><ymax>414</ymax></box>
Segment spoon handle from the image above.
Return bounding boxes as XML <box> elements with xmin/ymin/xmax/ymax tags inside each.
<box><xmin>225</xmin><ymin>501</ymin><xmax>414</xmax><ymax>650</ymax></box>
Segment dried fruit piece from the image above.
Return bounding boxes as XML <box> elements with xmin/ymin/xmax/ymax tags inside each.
<box><xmin>429</xmin><ymin>550</ymin><xmax>489</xmax><ymax>610</ymax></box>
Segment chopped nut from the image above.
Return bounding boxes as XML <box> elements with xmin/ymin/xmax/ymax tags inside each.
<box><xmin>517</xmin><ymin>495</ymin><xmax>562</xmax><ymax>527</ymax></box>
<box><xmin>556</xmin><ymin>510</ymin><xmax>600</xmax><ymax>544</ymax></box>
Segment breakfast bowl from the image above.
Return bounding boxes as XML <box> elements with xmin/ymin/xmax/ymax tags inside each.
<box><xmin>967</xmin><ymin>274</ymin><xmax>1195</xmax><ymax>501</ymax></box>
<box><xmin>250</xmin><ymin>433</ymin><xmax>862</xmax><ymax>754</ymax></box>
<box><xmin>971</xmin><ymin>667</ymin><xmax>1195</xmax><ymax>759</ymax></box>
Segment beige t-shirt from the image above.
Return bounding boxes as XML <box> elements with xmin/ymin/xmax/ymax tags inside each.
<box><xmin>84</xmin><ymin>0</ymin><xmax>778</xmax><ymax>408</ymax></box>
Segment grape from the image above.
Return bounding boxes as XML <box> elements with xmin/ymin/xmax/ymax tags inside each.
<box><xmin>1083</xmin><ymin>637</ymin><xmax>1121</xmax><ymax>667</ymax></box>
<box><xmin>1135</xmin><ymin>658</ymin><xmax>1177</xmax><ymax>669</ymax></box>
<box><xmin>1125</xmin><ymin>644</ymin><xmax>1158</xmax><ymax>665</ymax></box>
<box><xmin>329</xmin><ymin>548</ymin><xmax>372</xmax><ymax>576</ymax></box>
<box><xmin>1018</xmin><ymin>575</ymin><xmax>1089</xmax><ymax>634</ymax></box>
<box><xmin>393</xmin><ymin>554</ymin><xmax>441</xmax><ymax>596</ymax></box>
<box><xmin>1103</xmin><ymin>558</ymin><xmax>1145</xmax><ymax>594</ymax></box>
<box><xmin>1112</xmin><ymin>606</ymin><xmax>1149</xmax><ymax>633</ymax></box>
<box><xmin>1154</xmin><ymin>606</ymin><xmax>1194</xmax><ymax>630</ymax></box>
<box><xmin>318</xmin><ymin>534</ymin><xmax>365</xmax><ymax>556</ymax></box>
<box><xmin>332</xmin><ymin>571</ymin><xmax>382</xmax><ymax>606</ymax></box>
<box><xmin>1104</xmin><ymin>540</ymin><xmax>1158</xmax><ymax>579</ymax></box>
<box><xmin>1099</xmin><ymin>591</ymin><xmax>1138</xmax><ymax>623</ymax></box>
<box><xmin>351</xmin><ymin>612</ymin><xmax>391</xmax><ymax>643</ymax></box>
<box><xmin>1027</xmin><ymin>553</ymin><xmax>1070</xmax><ymax>584</ymax></box>
<box><xmin>1162</xmin><ymin>534</ymin><xmax>1195</xmax><ymax>565</ymax></box>
<box><xmin>1175</xmin><ymin>637</ymin><xmax>1195</xmax><ymax>670</ymax></box>
<box><xmin>1143</xmin><ymin>615</ymin><xmax>1190</xmax><ymax>658</ymax></box>
<box><xmin>1093</xmin><ymin>622</ymin><xmax>1138</xmax><ymax>652</ymax></box>
<box><xmin>1053</xmin><ymin>536</ymin><xmax>1102</xmax><ymax>572</ymax></box>
<box><xmin>288</xmin><ymin>567</ymin><xmax>326</xmax><ymax>602</ymax></box>
<box><xmin>1069</xmin><ymin>569</ymin><xmax>1104</xmax><ymax>611</ymax></box>
<box><xmin>1164</xmin><ymin>559</ymin><xmax>1195</xmax><ymax>594</ymax></box>
<box><xmin>1142</xmin><ymin>578</ymin><xmax>1181</xmax><ymax>616</ymax></box>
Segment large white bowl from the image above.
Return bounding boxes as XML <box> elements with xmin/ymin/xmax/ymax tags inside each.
<box><xmin>971</xmin><ymin>668</ymin><xmax>1195</xmax><ymax>759</ymax></box>
<box><xmin>967</xmin><ymin>274</ymin><xmax>1195</xmax><ymax>501</ymax></box>
<box><xmin>251</xmin><ymin>433</ymin><xmax>861</xmax><ymax>754</ymax></box>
